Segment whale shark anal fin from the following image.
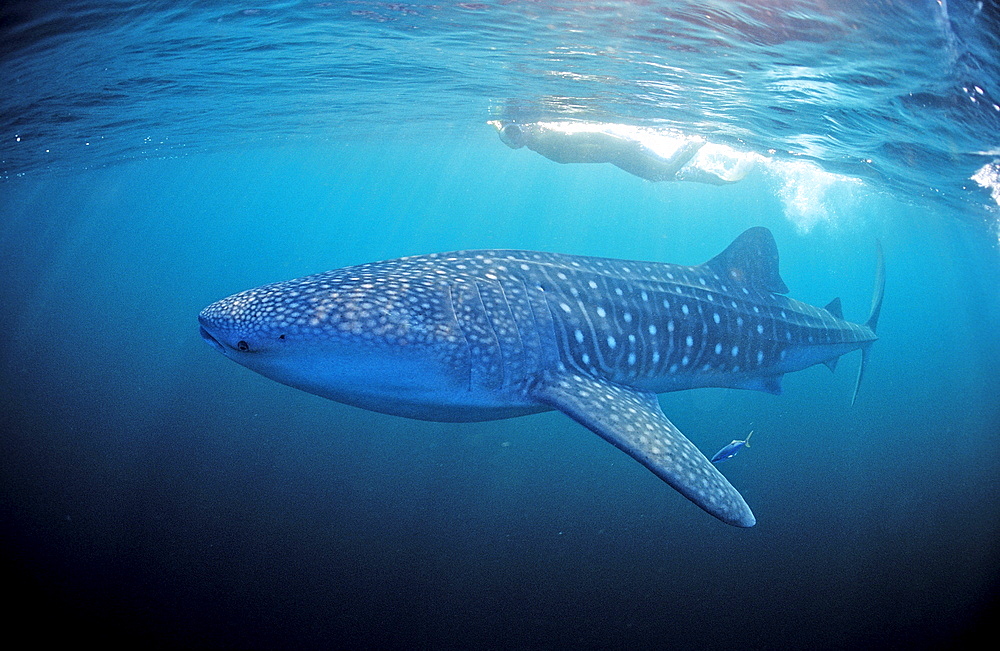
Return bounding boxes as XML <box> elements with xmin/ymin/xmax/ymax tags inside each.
<box><xmin>531</xmin><ymin>373</ymin><xmax>756</xmax><ymax>528</ymax></box>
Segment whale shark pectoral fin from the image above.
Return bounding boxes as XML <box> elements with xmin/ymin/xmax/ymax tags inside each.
<box><xmin>531</xmin><ymin>373</ymin><xmax>756</xmax><ymax>528</ymax></box>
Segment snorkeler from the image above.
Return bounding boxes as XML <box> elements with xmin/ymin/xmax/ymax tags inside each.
<box><xmin>489</xmin><ymin>120</ymin><xmax>756</xmax><ymax>185</ymax></box>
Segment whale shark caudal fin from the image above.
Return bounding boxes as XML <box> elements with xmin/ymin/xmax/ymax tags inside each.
<box><xmin>532</xmin><ymin>373</ymin><xmax>756</xmax><ymax>528</ymax></box>
<box><xmin>852</xmin><ymin>241</ymin><xmax>886</xmax><ymax>406</ymax></box>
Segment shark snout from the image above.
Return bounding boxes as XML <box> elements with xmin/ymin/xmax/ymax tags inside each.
<box><xmin>199</xmin><ymin>323</ymin><xmax>226</xmax><ymax>354</ymax></box>
<box><xmin>198</xmin><ymin>310</ymin><xmax>237</xmax><ymax>354</ymax></box>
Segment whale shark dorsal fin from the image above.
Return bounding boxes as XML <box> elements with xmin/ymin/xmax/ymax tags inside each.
<box><xmin>824</xmin><ymin>297</ymin><xmax>843</xmax><ymax>319</ymax></box>
<box><xmin>703</xmin><ymin>227</ymin><xmax>789</xmax><ymax>295</ymax></box>
<box><xmin>531</xmin><ymin>372</ymin><xmax>756</xmax><ymax>528</ymax></box>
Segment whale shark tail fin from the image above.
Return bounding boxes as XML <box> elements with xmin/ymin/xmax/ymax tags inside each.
<box><xmin>852</xmin><ymin>241</ymin><xmax>885</xmax><ymax>406</ymax></box>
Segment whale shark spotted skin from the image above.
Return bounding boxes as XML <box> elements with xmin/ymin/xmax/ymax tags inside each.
<box><xmin>199</xmin><ymin>227</ymin><xmax>884</xmax><ymax>527</ymax></box>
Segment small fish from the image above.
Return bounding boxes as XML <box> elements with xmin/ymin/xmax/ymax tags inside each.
<box><xmin>710</xmin><ymin>431</ymin><xmax>754</xmax><ymax>464</ymax></box>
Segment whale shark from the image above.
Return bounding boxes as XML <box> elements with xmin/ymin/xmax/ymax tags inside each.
<box><xmin>199</xmin><ymin>227</ymin><xmax>884</xmax><ymax>527</ymax></box>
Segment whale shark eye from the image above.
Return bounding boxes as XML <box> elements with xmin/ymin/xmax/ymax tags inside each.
<box><xmin>237</xmin><ymin>340</ymin><xmax>250</xmax><ymax>352</ymax></box>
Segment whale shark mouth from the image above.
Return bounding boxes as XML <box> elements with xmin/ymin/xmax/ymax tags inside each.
<box><xmin>199</xmin><ymin>326</ymin><xmax>226</xmax><ymax>354</ymax></box>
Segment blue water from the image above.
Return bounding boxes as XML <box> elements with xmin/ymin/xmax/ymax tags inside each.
<box><xmin>2</xmin><ymin>2</ymin><xmax>999</xmax><ymax>649</ymax></box>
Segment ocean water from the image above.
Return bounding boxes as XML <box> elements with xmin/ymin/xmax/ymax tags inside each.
<box><xmin>2</xmin><ymin>1</ymin><xmax>999</xmax><ymax>649</ymax></box>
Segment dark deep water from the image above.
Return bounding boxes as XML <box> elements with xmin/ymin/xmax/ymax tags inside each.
<box><xmin>2</xmin><ymin>2</ymin><xmax>1000</xmax><ymax>649</ymax></box>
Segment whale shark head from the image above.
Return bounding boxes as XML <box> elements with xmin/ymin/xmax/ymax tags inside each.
<box><xmin>198</xmin><ymin>266</ymin><xmax>476</xmax><ymax>418</ymax></box>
